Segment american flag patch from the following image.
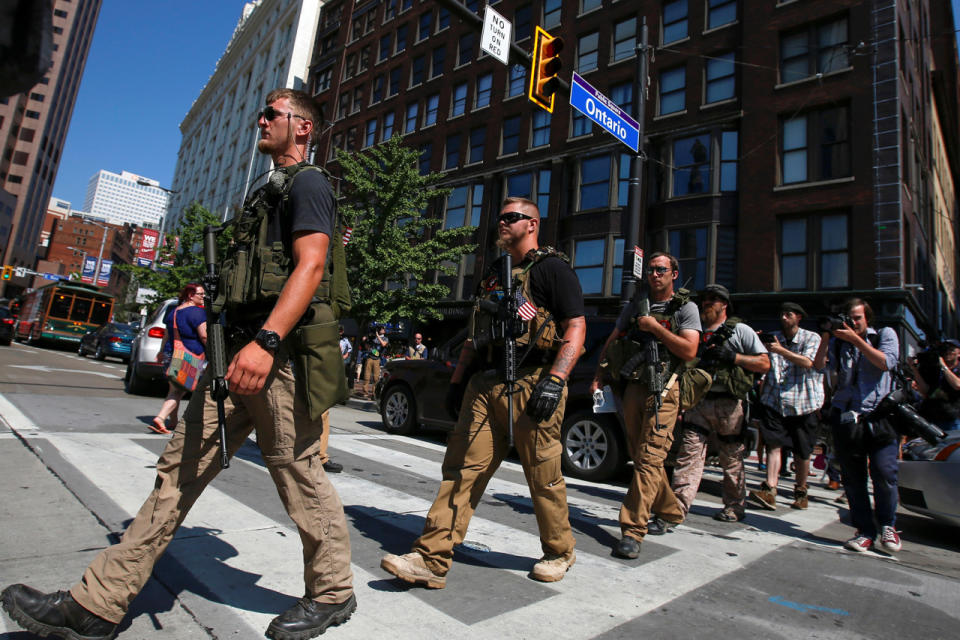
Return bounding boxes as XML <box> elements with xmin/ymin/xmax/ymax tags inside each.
<box><xmin>342</xmin><ymin>227</ymin><xmax>352</xmax><ymax>246</ymax></box>
<box><xmin>516</xmin><ymin>291</ymin><xmax>537</xmax><ymax>321</ymax></box>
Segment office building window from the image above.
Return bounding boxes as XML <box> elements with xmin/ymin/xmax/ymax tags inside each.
<box><xmin>424</xmin><ymin>94</ymin><xmax>440</xmax><ymax>126</ymax></box>
<box><xmin>609</xmin><ymin>82</ymin><xmax>633</xmax><ymax>115</ymax></box>
<box><xmin>720</xmin><ymin>131</ymin><xmax>738</xmax><ymax>191</ymax></box>
<box><xmin>445</xmin><ymin>133</ymin><xmax>461</xmax><ymax>169</ymax></box>
<box><xmin>458</xmin><ymin>32</ymin><xmax>475</xmax><ymax>66</ymax></box>
<box><xmin>780</xmin><ymin>106</ymin><xmax>850</xmax><ymax>184</ymax></box>
<box><xmin>451</xmin><ymin>82</ymin><xmax>468</xmax><ymax>116</ymax></box>
<box><xmin>544</xmin><ymin>0</ymin><xmax>562</xmax><ymax>28</ymax></box>
<box><xmin>508</xmin><ymin>65</ymin><xmax>526</xmax><ymax>97</ymax></box>
<box><xmin>578</xmin><ymin>32</ymin><xmax>599</xmax><ymax>73</ymax></box>
<box><xmin>672</xmin><ymin>134</ymin><xmax>710</xmax><ymax>196</ymax></box>
<box><xmin>383</xmin><ymin>112</ymin><xmax>395</xmax><ymax>140</ymax></box>
<box><xmin>659</xmin><ymin>66</ymin><xmax>685</xmax><ymax>114</ymax></box>
<box><xmin>707</xmin><ymin>0</ymin><xmax>736</xmax><ymax>30</ymax></box>
<box><xmin>364</xmin><ymin>119</ymin><xmax>377</xmax><ymax>147</ymax></box>
<box><xmin>612</xmin><ymin>237</ymin><xmax>625</xmax><ymax>295</ymax></box>
<box><xmin>438</xmin><ymin>7</ymin><xmax>450</xmax><ymax>31</ymax></box>
<box><xmin>315</xmin><ymin>68</ymin><xmax>332</xmax><ymax>92</ymax></box>
<box><xmin>618</xmin><ymin>153</ymin><xmax>632</xmax><ymax>207</ymax></box>
<box><xmin>417</xmin><ymin>12</ymin><xmax>431</xmax><ymax>41</ymax></box>
<box><xmin>405</xmin><ymin>102</ymin><xmax>418</xmax><ymax>133</ymax></box>
<box><xmin>411</xmin><ymin>55</ymin><xmax>425</xmax><ymax>86</ymax></box>
<box><xmin>444</xmin><ymin>184</ymin><xmax>483</xmax><ymax>228</ymax></box>
<box><xmin>395</xmin><ymin>24</ymin><xmax>408</xmax><ymax>54</ymax></box>
<box><xmin>779</xmin><ymin>213</ymin><xmax>849</xmax><ymax>290</ymax></box>
<box><xmin>582</xmin><ymin>0</ymin><xmax>602</xmax><ymax>13</ymax></box>
<box><xmin>515</xmin><ymin>4</ymin><xmax>532</xmax><ymax>40</ymax></box>
<box><xmin>537</xmin><ymin>169</ymin><xmax>551</xmax><ymax>217</ymax></box>
<box><xmin>531</xmin><ymin>111</ymin><xmax>551</xmax><ymax>147</ymax></box>
<box><xmin>379</xmin><ymin>34</ymin><xmax>392</xmax><ymax>62</ymax></box>
<box><xmin>476</xmin><ymin>73</ymin><xmax>493</xmax><ymax>108</ymax></box>
<box><xmin>613</xmin><ymin>18</ymin><xmax>636</xmax><ymax>62</ymax></box>
<box><xmin>431</xmin><ymin>47</ymin><xmax>445</xmax><ymax>79</ymax></box>
<box><xmin>668</xmin><ymin>227</ymin><xmax>708</xmax><ymax>290</ymax></box>
<box><xmin>469</xmin><ymin>126</ymin><xmax>485</xmax><ymax>164</ymax></box>
<box><xmin>780</xmin><ymin>17</ymin><xmax>849</xmax><ymax>84</ymax></box>
<box><xmin>572</xmin><ymin>110</ymin><xmax>591</xmax><ymax>137</ymax></box>
<box><xmin>573</xmin><ymin>238</ymin><xmax>605</xmax><ymax>295</ymax></box>
<box><xmin>419</xmin><ymin>142</ymin><xmax>432</xmax><ymax>174</ymax></box>
<box><xmin>705</xmin><ymin>52</ymin><xmax>735</xmax><ymax>103</ymax></box>
<box><xmin>389</xmin><ymin>67</ymin><xmax>402</xmax><ymax>97</ymax></box>
<box><xmin>371</xmin><ymin>74</ymin><xmax>384</xmax><ymax>104</ymax></box>
<box><xmin>663</xmin><ymin>0</ymin><xmax>687</xmax><ymax>44</ymax></box>
<box><xmin>502</xmin><ymin>115</ymin><xmax>521</xmax><ymax>154</ymax></box>
<box><xmin>580</xmin><ymin>154</ymin><xmax>611</xmax><ymax>210</ymax></box>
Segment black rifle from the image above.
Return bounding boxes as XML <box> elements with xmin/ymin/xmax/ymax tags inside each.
<box><xmin>203</xmin><ymin>225</ymin><xmax>230</xmax><ymax>469</ymax></box>
<box><xmin>620</xmin><ymin>297</ymin><xmax>666</xmax><ymax>429</ymax></box>
<box><xmin>497</xmin><ymin>253</ymin><xmax>521</xmax><ymax>447</ymax></box>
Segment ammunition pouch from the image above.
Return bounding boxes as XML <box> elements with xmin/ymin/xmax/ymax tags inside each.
<box><xmin>678</xmin><ymin>366</ymin><xmax>713</xmax><ymax>410</ymax></box>
<box><xmin>290</xmin><ymin>303</ymin><xmax>349</xmax><ymax>421</ymax></box>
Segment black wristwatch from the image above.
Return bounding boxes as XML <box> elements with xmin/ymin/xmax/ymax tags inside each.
<box><xmin>255</xmin><ymin>329</ymin><xmax>281</xmax><ymax>354</ymax></box>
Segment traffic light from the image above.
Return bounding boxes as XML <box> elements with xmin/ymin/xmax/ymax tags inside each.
<box><xmin>529</xmin><ymin>26</ymin><xmax>564</xmax><ymax>113</ymax></box>
<box><xmin>1</xmin><ymin>265</ymin><xmax>11</xmax><ymax>280</ymax></box>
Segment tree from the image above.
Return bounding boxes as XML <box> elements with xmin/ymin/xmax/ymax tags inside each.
<box><xmin>116</xmin><ymin>203</ymin><xmax>232</xmax><ymax>306</ymax></box>
<box><xmin>337</xmin><ymin>135</ymin><xmax>477</xmax><ymax>330</ymax></box>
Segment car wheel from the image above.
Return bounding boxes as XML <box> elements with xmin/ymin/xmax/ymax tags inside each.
<box><xmin>561</xmin><ymin>411</ymin><xmax>624</xmax><ymax>482</ymax></box>
<box><xmin>124</xmin><ymin>359</ymin><xmax>152</xmax><ymax>395</ymax></box>
<box><xmin>94</xmin><ymin>344</ymin><xmax>106</xmax><ymax>360</ymax></box>
<box><xmin>381</xmin><ymin>385</ymin><xmax>417</xmax><ymax>435</ymax></box>
<box><xmin>77</xmin><ymin>343</ymin><xmax>86</xmax><ymax>357</ymax></box>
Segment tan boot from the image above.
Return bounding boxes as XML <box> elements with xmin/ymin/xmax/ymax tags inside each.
<box><xmin>791</xmin><ymin>484</ymin><xmax>809</xmax><ymax>510</ymax></box>
<box><xmin>380</xmin><ymin>552</ymin><xmax>446</xmax><ymax>589</ymax></box>
<box><xmin>749</xmin><ymin>482</ymin><xmax>777</xmax><ymax>510</ymax></box>
<box><xmin>530</xmin><ymin>551</ymin><xmax>576</xmax><ymax>582</ymax></box>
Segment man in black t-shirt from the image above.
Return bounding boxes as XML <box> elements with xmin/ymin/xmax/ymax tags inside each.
<box><xmin>1</xmin><ymin>89</ymin><xmax>355</xmax><ymax>640</ymax></box>
<box><xmin>381</xmin><ymin>197</ymin><xmax>587</xmax><ymax>587</ymax></box>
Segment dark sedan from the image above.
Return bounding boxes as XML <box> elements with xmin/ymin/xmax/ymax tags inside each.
<box><xmin>78</xmin><ymin>322</ymin><xmax>137</xmax><ymax>362</ymax></box>
<box><xmin>0</xmin><ymin>307</ymin><xmax>13</xmax><ymax>346</ymax></box>
<box><xmin>375</xmin><ymin>317</ymin><xmax>628</xmax><ymax>482</ymax></box>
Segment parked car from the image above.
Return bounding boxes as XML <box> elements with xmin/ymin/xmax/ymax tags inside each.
<box><xmin>124</xmin><ymin>298</ymin><xmax>177</xmax><ymax>395</ymax></box>
<box><xmin>898</xmin><ymin>431</ymin><xmax>960</xmax><ymax>528</ymax></box>
<box><xmin>375</xmin><ymin>317</ymin><xmax>627</xmax><ymax>482</ymax></box>
<box><xmin>78</xmin><ymin>322</ymin><xmax>137</xmax><ymax>362</ymax></box>
<box><xmin>0</xmin><ymin>306</ymin><xmax>14</xmax><ymax>345</ymax></box>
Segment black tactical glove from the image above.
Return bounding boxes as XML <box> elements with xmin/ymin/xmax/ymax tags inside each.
<box><xmin>446</xmin><ymin>381</ymin><xmax>466</xmax><ymax>419</ymax></box>
<box><xmin>526</xmin><ymin>374</ymin><xmax>565</xmax><ymax>423</ymax></box>
<box><xmin>715</xmin><ymin>345</ymin><xmax>737</xmax><ymax>365</ymax></box>
<box><xmin>700</xmin><ymin>344</ymin><xmax>736</xmax><ymax>366</ymax></box>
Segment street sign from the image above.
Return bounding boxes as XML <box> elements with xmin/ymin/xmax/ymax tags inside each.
<box><xmin>14</xmin><ymin>267</ymin><xmax>26</xmax><ymax>278</ymax></box>
<box><xmin>569</xmin><ymin>72</ymin><xmax>640</xmax><ymax>152</ymax></box>
<box><xmin>632</xmin><ymin>247</ymin><xmax>644</xmax><ymax>279</ymax></box>
<box><xmin>480</xmin><ymin>5</ymin><xmax>511</xmax><ymax>65</ymax></box>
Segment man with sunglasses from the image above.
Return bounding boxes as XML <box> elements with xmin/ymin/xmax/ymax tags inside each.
<box><xmin>592</xmin><ymin>252</ymin><xmax>701</xmax><ymax>559</ymax></box>
<box><xmin>2</xmin><ymin>89</ymin><xmax>356</xmax><ymax>640</ymax></box>
<box><xmin>381</xmin><ymin>197</ymin><xmax>586</xmax><ymax>587</ymax></box>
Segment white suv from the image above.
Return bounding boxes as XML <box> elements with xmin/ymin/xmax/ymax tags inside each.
<box><xmin>124</xmin><ymin>298</ymin><xmax>177</xmax><ymax>395</ymax></box>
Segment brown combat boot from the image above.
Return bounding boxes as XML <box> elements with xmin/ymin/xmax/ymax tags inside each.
<box><xmin>749</xmin><ymin>481</ymin><xmax>777</xmax><ymax>510</ymax></box>
<box><xmin>791</xmin><ymin>484</ymin><xmax>809</xmax><ymax>510</ymax></box>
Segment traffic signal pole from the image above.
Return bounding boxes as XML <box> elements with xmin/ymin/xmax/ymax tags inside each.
<box><xmin>619</xmin><ymin>19</ymin><xmax>649</xmax><ymax>306</ymax></box>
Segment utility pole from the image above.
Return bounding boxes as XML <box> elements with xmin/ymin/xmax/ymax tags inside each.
<box><xmin>620</xmin><ymin>18</ymin><xmax>649</xmax><ymax>306</ymax></box>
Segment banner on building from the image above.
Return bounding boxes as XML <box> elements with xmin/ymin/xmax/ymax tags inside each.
<box><xmin>159</xmin><ymin>235</ymin><xmax>178</xmax><ymax>268</ymax></box>
<box><xmin>81</xmin><ymin>256</ymin><xmax>97</xmax><ymax>283</ymax></box>
<box><xmin>97</xmin><ymin>260</ymin><xmax>112</xmax><ymax>287</ymax></box>
<box><xmin>137</xmin><ymin>229</ymin><xmax>160</xmax><ymax>267</ymax></box>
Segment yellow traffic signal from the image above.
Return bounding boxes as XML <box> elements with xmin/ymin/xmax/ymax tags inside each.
<box><xmin>1</xmin><ymin>265</ymin><xmax>11</xmax><ymax>280</ymax></box>
<box><xmin>529</xmin><ymin>26</ymin><xmax>564</xmax><ymax>113</ymax></box>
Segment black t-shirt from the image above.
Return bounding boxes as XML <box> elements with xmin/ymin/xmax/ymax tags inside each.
<box><xmin>265</xmin><ymin>164</ymin><xmax>335</xmax><ymax>249</ymax></box>
<box><xmin>523</xmin><ymin>255</ymin><xmax>585</xmax><ymax>321</ymax></box>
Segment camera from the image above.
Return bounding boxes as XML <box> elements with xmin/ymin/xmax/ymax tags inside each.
<box><xmin>870</xmin><ymin>386</ymin><xmax>946</xmax><ymax>446</ymax></box>
<box><xmin>817</xmin><ymin>313</ymin><xmax>852</xmax><ymax>332</ymax></box>
<box><xmin>758</xmin><ymin>332</ymin><xmax>780</xmax><ymax>345</ymax></box>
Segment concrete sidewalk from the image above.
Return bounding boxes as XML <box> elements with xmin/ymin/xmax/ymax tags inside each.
<box><xmin>0</xmin><ymin>423</ymin><xmax>208</xmax><ymax>637</ymax></box>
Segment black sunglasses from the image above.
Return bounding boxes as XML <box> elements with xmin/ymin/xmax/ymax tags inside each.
<box><xmin>646</xmin><ymin>266</ymin><xmax>671</xmax><ymax>275</ymax></box>
<box><xmin>258</xmin><ymin>106</ymin><xmax>305</xmax><ymax>122</ymax></box>
<box><xmin>498</xmin><ymin>211</ymin><xmax>533</xmax><ymax>225</ymax></box>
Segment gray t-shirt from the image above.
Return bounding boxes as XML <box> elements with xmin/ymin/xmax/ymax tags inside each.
<box><xmin>702</xmin><ymin>321</ymin><xmax>767</xmax><ymax>393</ymax></box>
<box><xmin>615</xmin><ymin>297</ymin><xmax>702</xmax><ymax>334</ymax></box>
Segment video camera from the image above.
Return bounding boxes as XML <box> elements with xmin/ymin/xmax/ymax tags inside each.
<box><xmin>817</xmin><ymin>313</ymin><xmax>852</xmax><ymax>333</ymax></box>
<box><xmin>870</xmin><ymin>380</ymin><xmax>945</xmax><ymax>446</ymax></box>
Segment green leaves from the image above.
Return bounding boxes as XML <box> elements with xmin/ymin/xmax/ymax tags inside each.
<box><xmin>336</xmin><ymin>135</ymin><xmax>477</xmax><ymax>327</ymax></box>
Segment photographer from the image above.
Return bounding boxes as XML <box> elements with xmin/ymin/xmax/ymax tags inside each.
<box><xmin>749</xmin><ymin>302</ymin><xmax>824</xmax><ymax>511</ymax></box>
<box><xmin>910</xmin><ymin>339</ymin><xmax>960</xmax><ymax>432</ymax></box>
<box><xmin>360</xmin><ymin>326</ymin><xmax>388</xmax><ymax>398</ymax></box>
<box><xmin>813</xmin><ymin>298</ymin><xmax>901</xmax><ymax>553</ymax></box>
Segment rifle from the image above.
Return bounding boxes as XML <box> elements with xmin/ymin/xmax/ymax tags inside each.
<box><xmin>203</xmin><ymin>225</ymin><xmax>230</xmax><ymax>469</ymax></box>
<box><xmin>497</xmin><ymin>253</ymin><xmax>521</xmax><ymax>448</ymax></box>
<box><xmin>629</xmin><ymin>297</ymin><xmax>665</xmax><ymax>429</ymax></box>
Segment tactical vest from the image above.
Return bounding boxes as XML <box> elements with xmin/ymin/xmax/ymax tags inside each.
<box><xmin>605</xmin><ymin>288</ymin><xmax>693</xmax><ymax>384</ymax></box>
<box><xmin>213</xmin><ymin>163</ymin><xmax>351</xmax><ymax>319</ymax></box>
<box><xmin>469</xmin><ymin>247</ymin><xmax>570</xmax><ymax>365</ymax></box>
<box><xmin>699</xmin><ymin>317</ymin><xmax>755</xmax><ymax>400</ymax></box>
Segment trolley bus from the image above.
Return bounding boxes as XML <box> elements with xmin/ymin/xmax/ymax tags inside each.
<box><xmin>14</xmin><ymin>281</ymin><xmax>114</xmax><ymax>346</ymax></box>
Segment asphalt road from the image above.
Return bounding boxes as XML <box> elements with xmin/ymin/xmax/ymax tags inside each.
<box><xmin>0</xmin><ymin>340</ymin><xmax>958</xmax><ymax>639</ymax></box>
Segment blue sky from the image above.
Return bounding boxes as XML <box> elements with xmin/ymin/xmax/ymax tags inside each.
<box><xmin>50</xmin><ymin>1</ymin><xmax>960</xmax><ymax>209</ymax></box>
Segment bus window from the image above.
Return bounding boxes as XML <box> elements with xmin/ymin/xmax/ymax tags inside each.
<box><xmin>48</xmin><ymin>294</ymin><xmax>73</xmax><ymax>319</ymax></box>
<box><xmin>71</xmin><ymin>296</ymin><xmax>93</xmax><ymax>322</ymax></box>
<box><xmin>90</xmin><ymin>301</ymin><xmax>111</xmax><ymax>325</ymax></box>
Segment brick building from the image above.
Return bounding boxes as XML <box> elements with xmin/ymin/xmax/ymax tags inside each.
<box><xmin>308</xmin><ymin>0</ymin><xmax>959</xmax><ymax>348</ymax></box>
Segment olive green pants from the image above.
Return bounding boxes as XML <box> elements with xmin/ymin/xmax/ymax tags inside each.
<box><xmin>413</xmin><ymin>369</ymin><xmax>575</xmax><ymax>576</ymax></box>
<box><xmin>618</xmin><ymin>381</ymin><xmax>685</xmax><ymax>541</ymax></box>
<box><xmin>71</xmin><ymin>349</ymin><xmax>354</xmax><ymax>623</ymax></box>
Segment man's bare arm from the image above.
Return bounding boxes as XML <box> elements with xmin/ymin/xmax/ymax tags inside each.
<box><xmin>550</xmin><ymin>316</ymin><xmax>587</xmax><ymax>381</ymax></box>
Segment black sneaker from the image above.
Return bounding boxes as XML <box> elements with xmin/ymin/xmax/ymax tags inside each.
<box><xmin>647</xmin><ymin>517</ymin><xmax>676</xmax><ymax>536</ymax></box>
<box><xmin>266</xmin><ymin>593</ymin><xmax>356</xmax><ymax>640</ymax></box>
<box><xmin>613</xmin><ymin>536</ymin><xmax>641</xmax><ymax>559</ymax></box>
<box><xmin>1</xmin><ymin>584</ymin><xmax>117</xmax><ymax>640</ymax></box>
<box><xmin>322</xmin><ymin>459</ymin><xmax>343</xmax><ymax>473</ymax></box>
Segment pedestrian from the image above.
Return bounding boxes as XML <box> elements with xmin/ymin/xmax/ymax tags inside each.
<box><xmin>380</xmin><ymin>196</ymin><xmax>586</xmax><ymax>587</ymax></box>
<box><xmin>593</xmin><ymin>253</ymin><xmax>701</xmax><ymax>557</ymax></box>
<box><xmin>150</xmin><ymin>283</ymin><xmax>207</xmax><ymax>434</ymax></box>
<box><xmin>671</xmin><ymin>284</ymin><xmax>770</xmax><ymax>523</ymax></box>
<box><xmin>361</xmin><ymin>326</ymin><xmax>388</xmax><ymax>398</ymax></box>
<box><xmin>1</xmin><ymin>88</ymin><xmax>356</xmax><ymax>639</ymax></box>
<box><xmin>406</xmin><ymin>332</ymin><xmax>428</xmax><ymax>359</ymax></box>
<box><xmin>339</xmin><ymin>325</ymin><xmax>353</xmax><ymax>389</ymax></box>
<box><xmin>910</xmin><ymin>339</ymin><xmax>960</xmax><ymax>432</ymax></box>
<box><xmin>813</xmin><ymin>297</ymin><xmax>902</xmax><ymax>553</ymax></box>
<box><xmin>748</xmin><ymin>302</ymin><xmax>824</xmax><ymax>511</ymax></box>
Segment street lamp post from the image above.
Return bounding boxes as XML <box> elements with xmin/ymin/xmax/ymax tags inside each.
<box><xmin>65</xmin><ymin>246</ymin><xmax>87</xmax><ymax>280</ymax></box>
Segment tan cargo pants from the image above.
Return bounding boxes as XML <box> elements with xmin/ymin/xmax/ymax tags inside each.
<box><xmin>413</xmin><ymin>368</ymin><xmax>575</xmax><ymax>576</ymax></box>
<box><xmin>618</xmin><ymin>381</ymin><xmax>685</xmax><ymax>541</ymax></box>
<box><xmin>672</xmin><ymin>395</ymin><xmax>746</xmax><ymax>517</ymax></box>
<box><xmin>70</xmin><ymin>347</ymin><xmax>354</xmax><ymax>623</ymax></box>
